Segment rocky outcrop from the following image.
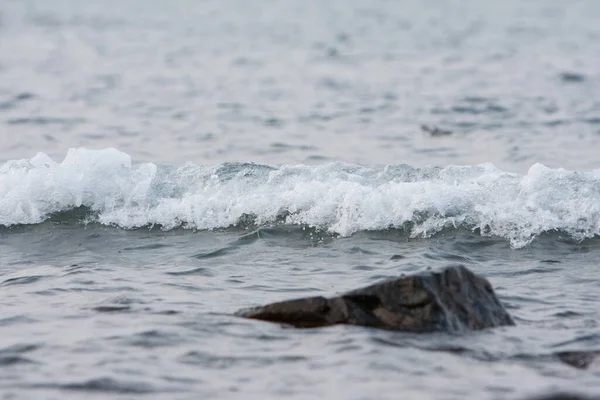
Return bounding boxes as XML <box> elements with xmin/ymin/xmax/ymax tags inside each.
<box><xmin>236</xmin><ymin>265</ymin><xmax>514</xmax><ymax>332</ymax></box>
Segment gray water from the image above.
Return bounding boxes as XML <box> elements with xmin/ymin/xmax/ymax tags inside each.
<box><xmin>2</xmin><ymin>0</ymin><xmax>600</xmax><ymax>171</ymax></box>
<box><xmin>1</xmin><ymin>1</ymin><xmax>600</xmax><ymax>399</ymax></box>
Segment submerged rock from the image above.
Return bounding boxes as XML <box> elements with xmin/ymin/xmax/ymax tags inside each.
<box><xmin>236</xmin><ymin>265</ymin><xmax>514</xmax><ymax>332</ymax></box>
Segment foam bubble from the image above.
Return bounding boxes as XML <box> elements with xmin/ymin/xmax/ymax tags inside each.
<box><xmin>2</xmin><ymin>148</ymin><xmax>600</xmax><ymax>248</ymax></box>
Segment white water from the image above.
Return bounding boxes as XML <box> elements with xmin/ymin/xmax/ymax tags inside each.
<box><xmin>2</xmin><ymin>148</ymin><xmax>600</xmax><ymax>248</ymax></box>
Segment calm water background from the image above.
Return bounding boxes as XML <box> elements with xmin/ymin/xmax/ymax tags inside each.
<box><xmin>1</xmin><ymin>0</ymin><xmax>600</xmax><ymax>399</ymax></box>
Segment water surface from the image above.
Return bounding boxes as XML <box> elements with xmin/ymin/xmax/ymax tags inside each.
<box><xmin>1</xmin><ymin>1</ymin><xmax>600</xmax><ymax>399</ymax></box>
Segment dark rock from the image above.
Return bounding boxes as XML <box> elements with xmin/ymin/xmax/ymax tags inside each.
<box><xmin>556</xmin><ymin>351</ymin><xmax>600</xmax><ymax>369</ymax></box>
<box><xmin>236</xmin><ymin>265</ymin><xmax>514</xmax><ymax>332</ymax></box>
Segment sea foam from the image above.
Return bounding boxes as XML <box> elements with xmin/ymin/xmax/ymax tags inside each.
<box><xmin>2</xmin><ymin>148</ymin><xmax>600</xmax><ymax>248</ymax></box>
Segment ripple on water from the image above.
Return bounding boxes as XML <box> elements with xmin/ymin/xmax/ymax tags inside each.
<box><xmin>179</xmin><ymin>350</ymin><xmax>307</xmax><ymax>369</ymax></box>
<box><xmin>0</xmin><ymin>343</ymin><xmax>40</xmax><ymax>367</ymax></box>
<box><xmin>31</xmin><ymin>377</ymin><xmax>158</xmax><ymax>394</ymax></box>
<box><xmin>165</xmin><ymin>267</ymin><xmax>215</xmax><ymax>277</ymax></box>
<box><xmin>1</xmin><ymin>275</ymin><xmax>50</xmax><ymax>286</ymax></box>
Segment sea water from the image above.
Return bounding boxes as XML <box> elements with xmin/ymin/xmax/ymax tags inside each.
<box><xmin>1</xmin><ymin>0</ymin><xmax>600</xmax><ymax>399</ymax></box>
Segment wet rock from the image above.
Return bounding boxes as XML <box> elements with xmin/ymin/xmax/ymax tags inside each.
<box><xmin>556</xmin><ymin>351</ymin><xmax>600</xmax><ymax>370</ymax></box>
<box><xmin>236</xmin><ymin>265</ymin><xmax>514</xmax><ymax>332</ymax></box>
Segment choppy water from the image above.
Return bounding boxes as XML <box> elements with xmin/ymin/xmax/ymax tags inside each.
<box><xmin>2</xmin><ymin>0</ymin><xmax>600</xmax><ymax>399</ymax></box>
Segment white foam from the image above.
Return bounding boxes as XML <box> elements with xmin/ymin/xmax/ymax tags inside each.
<box><xmin>2</xmin><ymin>148</ymin><xmax>600</xmax><ymax>248</ymax></box>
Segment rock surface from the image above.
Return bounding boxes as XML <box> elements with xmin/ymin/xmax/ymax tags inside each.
<box><xmin>236</xmin><ymin>265</ymin><xmax>514</xmax><ymax>332</ymax></box>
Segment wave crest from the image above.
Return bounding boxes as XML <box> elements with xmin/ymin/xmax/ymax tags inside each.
<box><xmin>2</xmin><ymin>148</ymin><xmax>600</xmax><ymax>248</ymax></box>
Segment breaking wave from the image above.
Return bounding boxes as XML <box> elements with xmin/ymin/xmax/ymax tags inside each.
<box><xmin>2</xmin><ymin>148</ymin><xmax>600</xmax><ymax>248</ymax></box>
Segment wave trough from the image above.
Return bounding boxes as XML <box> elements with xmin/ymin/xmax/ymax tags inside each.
<box><xmin>2</xmin><ymin>148</ymin><xmax>600</xmax><ymax>248</ymax></box>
